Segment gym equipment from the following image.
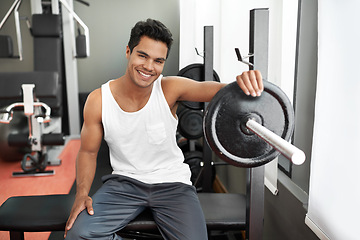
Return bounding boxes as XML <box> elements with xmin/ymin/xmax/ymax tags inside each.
<box><xmin>59</xmin><ymin>0</ymin><xmax>90</xmax><ymax>58</ymax></box>
<box><xmin>177</xmin><ymin>63</ymin><xmax>220</xmax><ymax>110</ymax></box>
<box><xmin>178</xmin><ymin>108</ymin><xmax>203</xmax><ymax>139</ymax></box>
<box><xmin>1</xmin><ymin>0</ymin><xmax>90</xmax><ymax>135</ymax></box>
<box><xmin>184</xmin><ymin>150</ymin><xmax>203</xmax><ymax>186</ymax></box>
<box><xmin>0</xmin><ymin>83</ymin><xmax>65</xmax><ymax>176</ymax></box>
<box><xmin>235</xmin><ymin>48</ymin><xmax>253</xmax><ymax>67</ymax></box>
<box><xmin>0</xmin><ymin>0</ymin><xmax>90</xmax><ymax>60</ymax></box>
<box><xmin>0</xmin><ymin>0</ymin><xmax>23</xmax><ymax>60</ymax></box>
<box><xmin>177</xmin><ymin>138</ymin><xmax>207</xmax><ymax>187</ymax></box>
<box><xmin>0</xmin><ymin>35</ymin><xmax>14</xmax><ymax>58</ymax></box>
<box><xmin>0</xmin><ymin>111</ymin><xmax>30</xmax><ymax>162</ymax></box>
<box><xmin>177</xmin><ymin>138</ymin><xmax>203</xmax><ymax>152</ymax></box>
<box><xmin>0</xmin><ymin>72</ymin><xmax>62</xmax><ymax>161</ymax></box>
<box><xmin>204</xmin><ymin>80</ymin><xmax>305</xmax><ymax>168</ymax></box>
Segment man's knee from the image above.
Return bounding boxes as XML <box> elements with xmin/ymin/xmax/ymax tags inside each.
<box><xmin>65</xmin><ymin>220</ymin><xmax>91</xmax><ymax>239</ymax></box>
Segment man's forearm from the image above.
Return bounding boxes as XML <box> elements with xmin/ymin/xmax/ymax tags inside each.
<box><xmin>75</xmin><ymin>151</ymin><xmax>97</xmax><ymax>197</ymax></box>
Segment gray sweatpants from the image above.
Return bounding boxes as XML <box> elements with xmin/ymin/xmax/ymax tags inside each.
<box><xmin>65</xmin><ymin>174</ymin><xmax>208</xmax><ymax>240</ymax></box>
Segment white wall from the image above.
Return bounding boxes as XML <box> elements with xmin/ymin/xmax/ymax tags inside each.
<box><xmin>306</xmin><ymin>0</ymin><xmax>360</xmax><ymax>239</ymax></box>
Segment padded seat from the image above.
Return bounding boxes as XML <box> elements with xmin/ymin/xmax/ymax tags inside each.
<box><xmin>198</xmin><ymin>193</ymin><xmax>246</xmax><ymax>231</ymax></box>
<box><xmin>0</xmin><ymin>71</ymin><xmax>62</xmax><ymax>116</ymax></box>
<box><xmin>0</xmin><ymin>193</ymin><xmax>246</xmax><ymax>239</ymax></box>
<box><xmin>0</xmin><ymin>194</ymin><xmax>74</xmax><ymax>233</ymax></box>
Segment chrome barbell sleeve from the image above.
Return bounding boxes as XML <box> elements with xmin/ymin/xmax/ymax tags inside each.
<box><xmin>246</xmin><ymin>119</ymin><xmax>306</xmax><ymax>165</ymax></box>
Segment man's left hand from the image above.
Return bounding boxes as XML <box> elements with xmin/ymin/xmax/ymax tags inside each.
<box><xmin>236</xmin><ymin>70</ymin><xmax>264</xmax><ymax>97</ymax></box>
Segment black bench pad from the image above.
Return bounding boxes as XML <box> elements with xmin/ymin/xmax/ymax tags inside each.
<box><xmin>0</xmin><ymin>194</ymin><xmax>74</xmax><ymax>232</ymax></box>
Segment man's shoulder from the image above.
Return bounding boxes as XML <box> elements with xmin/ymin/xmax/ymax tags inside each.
<box><xmin>89</xmin><ymin>88</ymin><xmax>102</xmax><ymax>100</ymax></box>
<box><xmin>162</xmin><ymin>75</ymin><xmax>179</xmax><ymax>81</ymax></box>
<box><xmin>85</xmin><ymin>88</ymin><xmax>102</xmax><ymax>110</ymax></box>
<box><xmin>161</xmin><ymin>75</ymin><xmax>186</xmax><ymax>86</ymax></box>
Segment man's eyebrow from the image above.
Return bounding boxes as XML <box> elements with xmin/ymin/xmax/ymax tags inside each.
<box><xmin>136</xmin><ymin>50</ymin><xmax>166</xmax><ymax>62</ymax></box>
<box><xmin>137</xmin><ymin>50</ymin><xmax>149</xmax><ymax>56</ymax></box>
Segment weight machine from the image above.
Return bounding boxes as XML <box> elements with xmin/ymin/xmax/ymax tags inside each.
<box><xmin>0</xmin><ymin>0</ymin><xmax>90</xmax><ymax>136</ymax></box>
<box><xmin>0</xmin><ymin>0</ymin><xmax>90</xmax><ymax>175</ymax></box>
<box><xmin>0</xmin><ymin>83</ymin><xmax>65</xmax><ymax>176</ymax></box>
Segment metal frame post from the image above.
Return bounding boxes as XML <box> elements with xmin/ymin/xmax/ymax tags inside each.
<box><xmin>61</xmin><ymin>0</ymin><xmax>81</xmax><ymax>135</ymax></box>
<box><xmin>202</xmin><ymin>26</ymin><xmax>215</xmax><ymax>192</ymax></box>
<box><xmin>246</xmin><ymin>8</ymin><xmax>269</xmax><ymax>240</ymax></box>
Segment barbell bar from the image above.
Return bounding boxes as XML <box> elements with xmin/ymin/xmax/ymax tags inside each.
<box><xmin>246</xmin><ymin>118</ymin><xmax>305</xmax><ymax>165</ymax></box>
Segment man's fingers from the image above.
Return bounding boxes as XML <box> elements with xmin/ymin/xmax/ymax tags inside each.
<box><xmin>87</xmin><ymin>207</ymin><xmax>94</xmax><ymax>215</ymax></box>
<box><xmin>85</xmin><ymin>198</ymin><xmax>94</xmax><ymax>215</ymax></box>
<box><xmin>254</xmin><ymin>70</ymin><xmax>264</xmax><ymax>94</ymax></box>
<box><xmin>64</xmin><ymin>214</ymin><xmax>76</xmax><ymax>238</ymax></box>
<box><xmin>237</xmin><ymin>70</ymin><xmax>263</xmax><ymax>97</ymax></box>
<box><xmin>64</xmin><ymin>197</ymin><xmax>93</xmax><ymax>238</ymax></box>
<box><xmin>237</xmin><ymin>76</ymin><xmax>250</xmax><ymax>95</ymax></box>
<box><xmin>247</xmin><ymin>70</ymin><xmax>259</xmax><ymax>96</ymax></box>
<box><xmin>237</xmin><ymin>71</ymin><xmax>257</xmax><ymax>96</ymax></box>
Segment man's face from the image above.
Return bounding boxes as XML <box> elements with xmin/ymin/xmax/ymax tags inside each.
<box><xmin>126</xmin><ymin>36</ymin><xmax>168</xmax><ymax>89</ymax></box>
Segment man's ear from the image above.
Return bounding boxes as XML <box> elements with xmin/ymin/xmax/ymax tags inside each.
<box><xmin>126</xmin><ymin>46</ymin><xmax>131</xmax><ymax>59</ymax></box>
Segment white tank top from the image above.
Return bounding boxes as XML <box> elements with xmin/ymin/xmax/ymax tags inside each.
<box><xmin>101</xmin><ymin>75</ymin><xmax>192</xmax><ymax>185</ymax></box>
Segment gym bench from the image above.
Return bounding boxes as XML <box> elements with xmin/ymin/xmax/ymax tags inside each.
<box><xmin>0</xmin><ymin>193</ymin><xmax>246</xmax><ymax>240</ymax></box>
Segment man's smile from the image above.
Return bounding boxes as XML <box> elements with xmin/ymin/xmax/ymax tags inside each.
<box><xmin>137</xmin><ymin>70</ymin><xmax>152</xmax><ymax>78</ymax></box>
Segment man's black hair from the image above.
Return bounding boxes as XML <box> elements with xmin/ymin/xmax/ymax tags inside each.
<box><xmin>128</xmin><ymin>19</ymin><xmax>173</xmax><ymax>58</ymax></box>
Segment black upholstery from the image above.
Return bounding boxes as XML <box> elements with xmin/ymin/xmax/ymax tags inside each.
<box><xmin>0</xmin><ymin>35</ymin><xmax>14</xmax><ymax>58</ymax></box>
<box><xmin>32</xmin><ymin>14</ymin><xmax>64</xmax><ymax>118</ymax></box>
<box><xmin>0</xmin><ymin>193</ymin><xmax>246</xmax><ymax>239</ymax></box>
<box><xmin>0</xmin><ymin>195</ymin><xmax>74</xmax><ymax>232</ymax></box>
<box><xmin>76</xmin><ymin>35</ymin><xmax>87</xmax><ymax>58</ymax></box>
<box><xmin>198</xmin><ymin>193</ymin><xmax>246</xmax><ymax>230</ymax></box>
<box><xmin>31</xmin><ymin>14</ymin><xmax>62</xmax><ymax>38</ymax></box>
<box><xmin>0</xmin><ymin>71</ymin><xmax>61</xmax><ymax>114</ymax></box>
<box><xmin>34</xmin><ymin>38</ymin><xmax>63</xmax><ymax>73</ymax></box>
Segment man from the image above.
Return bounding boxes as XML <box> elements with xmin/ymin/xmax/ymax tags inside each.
<box><xmin>65</xmin><ymin>19</ymin><xmax>263</xmax><ymax>239</ymax></box>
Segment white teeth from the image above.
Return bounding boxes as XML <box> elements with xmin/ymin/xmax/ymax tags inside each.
<box><xmin>138</xmin><ymin>71</ymin><xmax>151</xmax><ymax>77</ymax></box>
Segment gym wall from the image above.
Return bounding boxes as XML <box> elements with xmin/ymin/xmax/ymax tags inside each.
<box><xmin>73</xmin><ymin>0</ymin><xmax>180</xmax><ymax>93</ymax></box>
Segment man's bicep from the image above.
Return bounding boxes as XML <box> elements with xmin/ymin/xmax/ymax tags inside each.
<box><xmin>80</xmin><ymin>120</ymin><xmax>103</xmax><ymax>155</ymax></box>
<box><xmin>80</xmin><ymin>90</ymin><xmax>103</xmax><ymax>154</ymax></box>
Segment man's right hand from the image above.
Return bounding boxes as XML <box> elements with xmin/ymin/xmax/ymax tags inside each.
<box><xmin>64</xmin><ymin>195</ymin><xmax>94</xmax><ymax>238</ymax></box>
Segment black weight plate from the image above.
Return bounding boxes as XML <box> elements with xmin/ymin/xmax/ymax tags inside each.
<box><xmin>178</xmin><ymin>109</ymin><xmax>203</xmax><ymax>139</ymax></box>
<box><xmin>177</xmin><ymin>63</ymin><xmax>220</xmax><ymax>110</ymax></box>
<box><xmin>203</xmin><ymin>80</ymin><xmax>294</xmax><ymax>168</ymax></box>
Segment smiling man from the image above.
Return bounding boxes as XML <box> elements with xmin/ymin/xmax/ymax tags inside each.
<box><xmin>64</xmin><ymin>19</ymin><xmax>263</xmax><ymax>240</ymax></box>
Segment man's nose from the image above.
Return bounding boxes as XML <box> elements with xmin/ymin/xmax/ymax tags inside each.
<box><xmin>143</xmin><ymin>60</ymin><xmax>154</xmax><ymax>71</ymax></box>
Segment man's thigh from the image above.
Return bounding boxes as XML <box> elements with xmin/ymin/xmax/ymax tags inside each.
<box><xmin>150</xmin><ymin>183</ymin><xmax>208</xmax><ymax>240</ymax></box>
<box><xmin>66</xmin><ymin>175</ymin><xmax>149</xmax><ymax>239</ymax></box>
